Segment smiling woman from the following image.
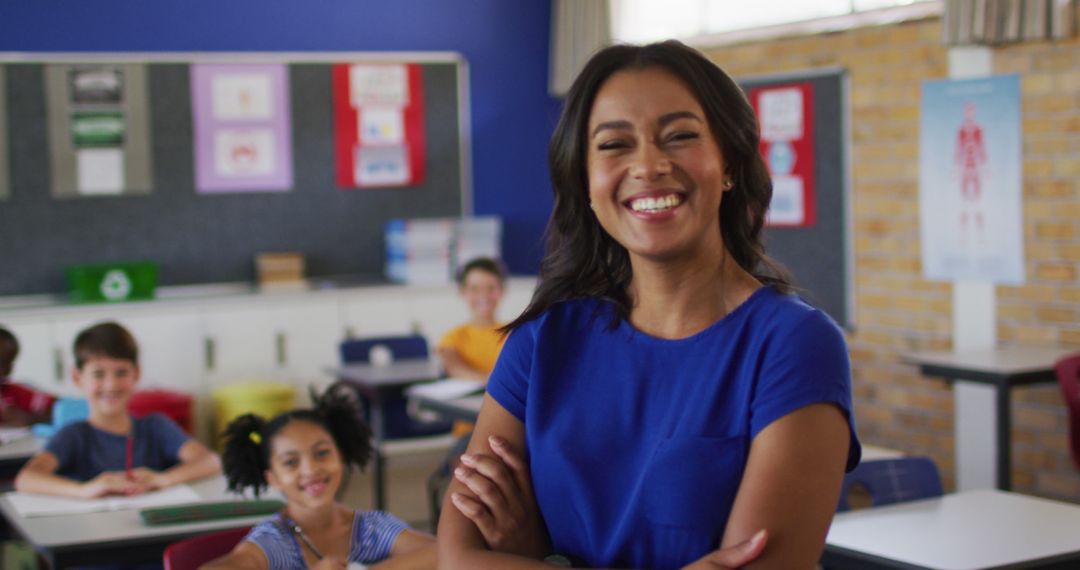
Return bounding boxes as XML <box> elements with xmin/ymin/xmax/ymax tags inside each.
<box><xmin>436</xmin><ymin>40</ymin><xmax>862</xmax><ymax>570</ymax></box>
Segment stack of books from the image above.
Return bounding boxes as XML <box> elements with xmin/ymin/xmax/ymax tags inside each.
<box><xmin>385</xmin><ymin>216</ymin><xmax>502</xmax><ymax>285</ymax></box>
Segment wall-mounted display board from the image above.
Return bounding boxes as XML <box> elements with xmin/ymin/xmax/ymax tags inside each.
<box><xmin>45</xmin><ymin>63</ymin><xmax>155</xmax><ymax>198</ymax></box>
<box><xmin>740</xmin><ymin>68</ymin><xmax>852</xmax><ymax>328</ymax></box>
<box><xmin>0</xmin><ymin>52</ymin><xmax>471</xmax><ymax>297</ymax></box>
<box><xmin>0</xmin><ymin>66</ymin><xmax>8</xmax><ymax>201</ymax></box>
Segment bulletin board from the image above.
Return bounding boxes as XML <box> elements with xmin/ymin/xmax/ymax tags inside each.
<box><xmin>0</xmin><ymin>53</ymin><xmax>471</xmax><ymax>297</ymax></box>
<box><xmin>0</xmin><ymin>66</ymin><xmax>8</xmax><ymax>201</ymax></box>
<box><xmin>739</xmin><ymin>69</ymin><xmax>852</xmax><ymax>328</ymax></box>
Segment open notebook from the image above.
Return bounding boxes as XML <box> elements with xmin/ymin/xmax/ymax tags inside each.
<box><xmin>6</xmin><ymin>484</ymin><xmax>201</xmax><ymax>517</ymax></box>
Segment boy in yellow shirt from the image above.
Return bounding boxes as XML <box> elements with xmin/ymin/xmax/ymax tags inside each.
<box><xmin>437</xmin><ymin>257</ymin><xmax>507</xmax><ymax>381</ymax></box>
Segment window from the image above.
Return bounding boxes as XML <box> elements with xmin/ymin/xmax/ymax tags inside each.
<box><xmin>610</xmin><ymin>0</ymin><xmax>937</xmax><ymax>43</ymax></box>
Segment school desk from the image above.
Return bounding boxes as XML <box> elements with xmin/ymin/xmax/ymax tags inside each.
<box><xmin>0</xmin><ymin>475</ymin><xmax>271</xmax><ymax>569</ymax></box>
<box><xmin>905</xmin><ymin>346</ymin><xmax>1073</xmax><ymax>491</ymax></box>
<box><xmin>330</xmin><ymin>358</ymin><xmax>443</xmax><ymax>510</ymax></box>
<box><xmin>412</xmin><ymin>393</ymin><xmax>484</xmax><ymax>425</ymax></box>
<box><xmin>822</xmin><ymin>489</ymin><xmax>1080</xmax><ymax>569</ymax></box>
<box><xmin>0</xmin><ymin>436</ymin><xmax>43</xmax><ymax>484</ymax></box>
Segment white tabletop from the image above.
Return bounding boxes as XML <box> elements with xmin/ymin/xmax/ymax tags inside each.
<box><xmin>329</xmin><ymin>358</ymin><xmax>442</xmax><ymax>388</ymax></box>
<box><xmin>0</xmin><ymin>475</ymin><xmax>272</xmax><ymax>549</ymax></box>
<box><xmin>0</xmin><ymin>435</ymin><xmax>43</xmax><ymax>462</ymax></box>
<box><xmin>903</xmin><ymin>346</ymin><xmax>1075</xmax><ymax>376</ymax></box>
<box><xmin>826</xmin><ymin>489</ymin><xmax>1080</xmax><ymax>569</ymax></box>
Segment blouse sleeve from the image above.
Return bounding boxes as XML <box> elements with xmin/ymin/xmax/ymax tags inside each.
<box><xmin>750</xmin><ymin>309</ymin><xmax>862</xmax><ymax>470</ymax></box>
<box><xmin>354</xmin><ymin>510</ymin><xmax>408</xmax><ymax>564</ymax></box>
<box><xmin>484</xmin><ymin>324</ymin><xmax>537</xmax><ymax>422</ymax></box>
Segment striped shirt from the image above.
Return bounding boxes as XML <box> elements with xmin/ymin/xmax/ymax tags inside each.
<box><xmin>245</xmin><ymin>510</ymin><xmax>407</xmax><ymax>569</ymax></box>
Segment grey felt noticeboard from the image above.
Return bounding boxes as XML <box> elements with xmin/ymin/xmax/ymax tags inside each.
<box><xmin>0</xmin><ymin>56</ymin><xmax>467</xmax><ymax>296</ymax></box>
<box><xmin>740</xmin><ymin>70</ymin><xmax>851</xmax><ymax>328</ymax></box>
<box><xmin>0</xmin><ymin>67</ymin><xmax>8</xmax><ymax>202</ymax></box>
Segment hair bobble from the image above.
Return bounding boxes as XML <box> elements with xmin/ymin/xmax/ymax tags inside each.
<box><xmin>249</xmin><ymin>431</ymin><xmax>262</xmax><ymax>445</ymax></box>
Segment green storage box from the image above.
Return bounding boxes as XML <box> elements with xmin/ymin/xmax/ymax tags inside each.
<box><xmin>65</xmin><ymin>261</ymin><xmax>158</xmax><ymax>303</ymax></box>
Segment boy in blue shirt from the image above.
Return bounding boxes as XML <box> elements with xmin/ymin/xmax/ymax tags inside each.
<box><xmin>15</xmin><ymin>321</ymin><xmax>220</xmax><ymax>498</ymax></box>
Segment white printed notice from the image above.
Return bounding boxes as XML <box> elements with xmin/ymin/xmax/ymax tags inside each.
<box><xmin>359</xmin><ymin>107</ymin><xmax>405</xmax><ymax>145</ymax></box>
<box><xmin>215</xmin><ymin>129</ymin><xmax>276</xmax><ymax>175</ymax></box>
<box><xmin>76</xmin><ymin>148</ymin><xmax>125</xmax><ymax>195</ymax></box>
<box><xmin>211</xmin><ymin>73</ymin><xmax>273</xmax><ymax>120</ymax></box>
<box><xmin>356</xmin><ymin>146</ymin><xmax>410</xmax><ymax>186</ymax></box>
<box><xmin>349</xmin><ymin>65</ymin><xmax>409</xmax><ymax>107</ymax></box>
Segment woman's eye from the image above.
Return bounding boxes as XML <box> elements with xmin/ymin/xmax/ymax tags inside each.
<box><xmin>597</xmin><ymin>139</ymin><xmax>629</xmax><ymax>151</ymax></box>
<box><xmin>316</xmin><ymin>449</ymin><xmax>331</xmax><ymax>458</ymax></box>
<box><xmin>666</xmin><ymin>131</ymin><xmax>699</xmax><ymax>143</ymax></box>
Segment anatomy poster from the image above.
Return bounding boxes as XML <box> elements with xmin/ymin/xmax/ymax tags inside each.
<box><xmin>749</xmin><ymin>82</ymin><xmax>815</xmax><ymax>227</ymax></box>
<box><xmin>333</xmin><ymin>63</ymin><xmax>426</xmax><ymax>189</ymax></box>
<box><xmin>191</xmin><ymin>64</ymin><xmax>293</xmax><ymax>193</ymax></box>
<box><xmin>919</xmin><ymin>75</ymin><xmax>1023</xmax><ymax>284</ymax></box>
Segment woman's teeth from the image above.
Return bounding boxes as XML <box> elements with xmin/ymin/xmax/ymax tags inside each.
<box><xmin>629</xmin><ymin>194</ymin><xmax>682</xmax><ymax>213</ymax></box>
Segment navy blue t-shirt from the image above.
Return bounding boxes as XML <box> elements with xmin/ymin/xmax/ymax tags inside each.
<box><xmin>487</xmin><ymin>287</ymin><xmax>861</xmax><ymax>570</ymax></box>
<box><xmin>45</xmin><ymin>413</ymin><xmax>190</xmax><ymax>482</ymax></box>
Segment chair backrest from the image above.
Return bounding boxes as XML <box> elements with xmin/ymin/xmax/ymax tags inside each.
<box><xmin>1055</xmin><ymin>352</ymin><xmax>1080</xmax><ymax>471</ymax></box>
<box><xmin>163</xmin><ymin>526</ymin><xmax>251</xmax><ymax>570</ymax></box>
<box><xmin>837</xmin><ymin>457</ymin><xmax>944</xmax><ymax>512</ymax></box>
<box><xmin>31</xmin><ymin>398</ymin><xmax>90</xmax><ymax>439</ymax></box>
<box><xmin>340</xmin><ymin>335</ymin><xmax>429</xmax><ymax>364</ymax></box>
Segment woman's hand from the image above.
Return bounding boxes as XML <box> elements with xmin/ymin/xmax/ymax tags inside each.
<box><xmin>450</xmin><ymin>435</ymin><xmax>550</xmax><ymax>559</ymax></box>
<box><xmin>681</xmin><ymin>530</ymin><xmax>767</xmax><ymax>570</ymax></box>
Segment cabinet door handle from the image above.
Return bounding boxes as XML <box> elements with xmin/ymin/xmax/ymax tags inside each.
<box><xmin>53</xmin><ymin>348</ymin><xmax>65</xmax><ymax>384</ymax></box>
<box><xmin>205</xmin><ymin>337</ymin><xmax>216</xmax><ymax>371</ymax></box>
<box><xmin>276</xmin><ymin>332</ymin><xmax>287</xmax><ymax>366</ymax></box>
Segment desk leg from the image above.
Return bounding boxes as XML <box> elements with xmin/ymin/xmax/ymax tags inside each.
<box><xmin>370</xmin><ymin>401</ymin><xmax>386</xmax><ymax>511</ymax></box>
<box><xmin>996</xmin><ymin>384</ymin><xmax>1012</xmax><ymax>491</ymax></box>
<box><xmin>955</xmin><ymin>381</ymin><xmax>1002</xmax><ymax>491</ymax></box>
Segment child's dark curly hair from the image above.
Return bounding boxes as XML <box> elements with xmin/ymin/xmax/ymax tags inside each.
<box><xmin>221</xmin><ymin>384</ymin><xmax>373</xmax><ymax>496</ymax></box>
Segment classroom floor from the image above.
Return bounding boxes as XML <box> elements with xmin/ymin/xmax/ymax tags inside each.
<box><xmin>338</xmin><ymin>448</ymin><xmax>447</xmax><ymax>532</ymax></box>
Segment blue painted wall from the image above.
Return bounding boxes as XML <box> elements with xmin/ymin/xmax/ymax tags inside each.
<box><xmin>0</xmin><ymin>0</ymin><xmax>560</xmax><ymax>274</ymax></box>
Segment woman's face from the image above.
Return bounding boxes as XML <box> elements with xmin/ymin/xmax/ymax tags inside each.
<box><xmin>265</xmin><ymin>420</ymin><xmax>344</xmax><ymax>511</ymax></box>
<box><xmin>586</xmin><ymin>66</ymin><xmax>729</xmax><ymax>264</ymax></box>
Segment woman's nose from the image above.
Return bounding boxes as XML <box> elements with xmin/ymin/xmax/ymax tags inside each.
<box><xmin>629</xmin><ymin>143</ymin><xmax>672</xmax><ymax>180</ymax></box>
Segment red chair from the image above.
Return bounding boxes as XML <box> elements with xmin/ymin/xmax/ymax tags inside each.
<box><xmin>1056</xmin><ymin>353</ymin><xmax>1080</xmax><ymax>471</ymax></box>
<box><xmin>163</xmin><ymin>526</ymin><xmax>250</xmax><ymax>570</ymax></box>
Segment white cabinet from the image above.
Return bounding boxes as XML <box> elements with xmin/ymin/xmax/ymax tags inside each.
<box><xmin>341</xmin><ymin>288</ymin><xmax>417</xmax><ymax>339</ymax></box>
<box><xmin>1</xmin><ymin>318</ymin><xmax>60</xmax><ymax>391</ymax></box>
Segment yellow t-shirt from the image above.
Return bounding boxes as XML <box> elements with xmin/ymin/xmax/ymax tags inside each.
<box><xmin>437</xmin><ymin>323</ymin><xmax>506</xmax><ymax>375</ymax></box>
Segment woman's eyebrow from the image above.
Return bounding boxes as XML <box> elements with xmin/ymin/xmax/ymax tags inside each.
<box><xmin>658</xmin><ymin>110</ymin><xmax>703</xmax><ymax>127</ymax></box>
<box><xmin>591</xmin><ymin>119</ymin><xmax>632</xmax><ymax>138</ymax></box>
<box><xmin>591</xmin><ymin>111</ymin><xmax>703</xmax><ymax>138</ymax></box>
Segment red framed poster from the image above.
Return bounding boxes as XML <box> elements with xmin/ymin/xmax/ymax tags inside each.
<box><xmin>749</xmin><ymin>82</ymin><xmax>815</xmax><ymax>227</ymax></box>
<box><xmin>333</xmin><ymin>63</ymin><xmax>426</xmax><ymax>189</ymax></box>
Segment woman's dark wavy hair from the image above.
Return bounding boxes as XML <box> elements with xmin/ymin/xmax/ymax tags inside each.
<box><xmin>221</xmin><ymin>384</ymin><xmax>373</xmax><ymax>497</ymax></box>
<box><xmin>506</xmin><ymin>40</ymin><xmax>790</xmax><ymax>331</ymax></box>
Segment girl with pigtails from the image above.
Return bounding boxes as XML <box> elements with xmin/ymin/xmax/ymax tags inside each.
<box><xmin>200</xmin><ymin>386</ymin><xmax>436</xmax><ymax>570</ymax></box>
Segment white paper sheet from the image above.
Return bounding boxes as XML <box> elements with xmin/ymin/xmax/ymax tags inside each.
<box><xmin>211</xmin><ymin>73</ymin><xmax>273</xmax><ymax>120</ymax></box>
<box><xmin>355</xmin><ymin>145</ymin><xmax>409</xmax><ymax>186</ymax></box>
<box><xmin>214</xmin><ymin>128</ymin><xmax>276</xmax><ymax>176</ymax></box>
<box><xmin>359</xmin><ymin>107</ymin><xmax>405</xmax><ymax>145</ymax></box>
<box><xmin>7</xmin><ymin>484</ymin><xmax>201</xmax><ymax>518</ymax></box>
<box><xmin>76</xmin><ymin>148</ymin><xmax>124</xmax><ymax>195</ymax></box>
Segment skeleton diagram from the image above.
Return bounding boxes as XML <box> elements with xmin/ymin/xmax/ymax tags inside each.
<box><xmin>954</xmin><ymin>101</ymin><xmax>986</xmax><ymax>240</ymax></box>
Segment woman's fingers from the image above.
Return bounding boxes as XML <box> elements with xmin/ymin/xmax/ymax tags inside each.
<box><xmin>450</xmin><ymin>492</ymin><xmax>499</xmax><ymax>542</ymax></box>
<box><xmin>454</xmin><ymin>462</ymin><xmax>512</xmax><ymax>517</ymax></box>
<box><xmin>488</xmin><ymin>435</ymin><xmax>535</xmax><ymax>501</ymax></box>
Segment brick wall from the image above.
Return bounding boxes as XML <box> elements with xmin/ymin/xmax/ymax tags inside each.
<box><xmin>702</xmin><ymin>17</ymin><xmax>1080</xmax><ymax>500</ymax></box>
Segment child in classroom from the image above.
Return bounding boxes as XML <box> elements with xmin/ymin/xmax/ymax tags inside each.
<box><xmin>436</xmin><ymin>257</ymin><xmax>508</xmax><ymax>383</ymax></box>
<box><xmin>14</xmin><ymin>321</ymin><xmax>221</xmax><ymax>498</ymax></box>
<box><xmin>0</xmin><ymin>326</ymin><xmax>57</xmax><ymax>427</ymax></box>
<box><xmin>202</xmin><ymin>386</ymin><xmax>436</xmax><ymax>570</ymax></box>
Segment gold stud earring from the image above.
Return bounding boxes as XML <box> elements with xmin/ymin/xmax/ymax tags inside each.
<box><xmin>723</xmin><ymin>178</ymin><xmax>734</xmax><ymax>191</ymax></box>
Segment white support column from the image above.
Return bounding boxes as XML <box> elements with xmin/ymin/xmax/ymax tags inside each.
<box><xmin>948</xmin><ymin>46</ymin><xmax>998</xmax><ymax>491</ymax></box>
